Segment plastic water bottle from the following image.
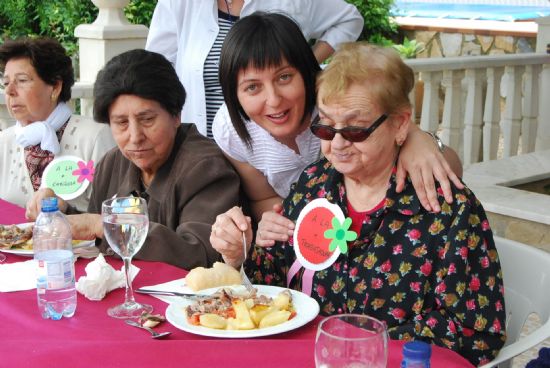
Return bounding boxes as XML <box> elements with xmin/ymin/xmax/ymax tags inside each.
<box><xmin>34</xmin><ymin>197</ymin><xmax>77</xmax><ymax>320</ymax></box>
<box><xmin>401</xmin><ymin>341</ymin><xmax>432</xmax><ymax>368</ymax></box>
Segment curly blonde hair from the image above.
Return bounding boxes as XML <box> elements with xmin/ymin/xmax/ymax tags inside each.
<box><xmin>317</xmin><ymin>42</ymin><xmax>414</xmax><ymax>115</ymax></box>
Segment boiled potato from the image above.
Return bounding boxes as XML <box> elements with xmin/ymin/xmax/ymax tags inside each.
<box><xmin>226</xmin><ymin>317</ymin><xmax>238</xmax><ymax>330</ymax></box>
<box><xmin>249</xmin><ymin>305</ymin><xmax>274</xmax><ymax>326</ymax></box>
<box><xmin>272</xmin><ymin>291</ymin><xmax>291</xmax><ymax>310</ymax></box>
<box><xmin>232</xmin><ymin>299</ymin><xmax>255</xmax><ymax>330</ymax></box>
<box><xmin>259</xmin><ymin>310</ymin><xmax>292</xmax><ymax>328</ymax></box>
<box><xmin>199</xmin><ymin>313</ymin><xmax>227</xmax><ymax>329</ymax></box>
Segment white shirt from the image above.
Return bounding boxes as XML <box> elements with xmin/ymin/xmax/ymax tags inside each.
<box><xmin>0</xmin><ymin>115</ymin><xmax>116</xmax><ymax>210</ymax></box>
<box><xmin>212</xmin><ymin>104</ymin><xmax>320</xmax><ymax>198</ymax></box>
<box><xmin>146</xmin><ymin>0</ymin><xmax>364</xmax><ymax>136</ymax></box>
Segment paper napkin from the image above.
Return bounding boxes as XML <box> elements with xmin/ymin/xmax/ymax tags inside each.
<box><xmin>139</xmin><ymin>278</ymin><xmax>189</xmax><ymax>304</ymax></box>
<box><xmin>0</xmin><ymin>260</ymin><xmax>37</xmax><ymax>292</ymax></box>
<box><xmin>76</xmin><ymin>254</ymin><xmax>139</xmax><ymax>301</ymax></box>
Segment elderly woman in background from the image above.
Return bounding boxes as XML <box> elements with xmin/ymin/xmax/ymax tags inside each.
<box><xmin>214</xmin><ymin>43</ymin><xmax>506</xmax><ymax>365</ymax></box>
<box><xmin>0</xmin><ymin>37</ymin><xmax>115</xmax><ymax>210</ymax></box>
<box><xmin>28</xmin><ymin>49</ymin><xmax>241</xmax><ymax>269</ymax></box>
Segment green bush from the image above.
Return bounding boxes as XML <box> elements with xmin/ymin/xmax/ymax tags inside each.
<box><xmin>345</xmin><ymin>0</ymin><xmax>398</xmax><ymax>44</ymax></box>
<box><xmin>0</xmin><ymin>0</ymin><xmax>157</xmax><ymax>55</ymax></box>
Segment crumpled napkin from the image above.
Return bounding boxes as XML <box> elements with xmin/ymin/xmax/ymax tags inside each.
<box><xmin>0</xmin><ymin>260</ymin><xmax>37</xmax><ymax>292</ymax></box>
<box><xmin>76</xmin><ymin>254</ymin><xmax>139</xmax><ymax>300</ymax></box>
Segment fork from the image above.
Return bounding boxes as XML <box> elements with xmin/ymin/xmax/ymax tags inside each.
<box><xmin>240</xmin><ymin>232</ymin><xmax>254</xmax><ymax>293</ymax></box>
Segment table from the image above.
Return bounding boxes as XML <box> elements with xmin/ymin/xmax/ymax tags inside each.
<box><xmin>0</xmin><ymin>198</ymin><xmax>474</xmax><ymax>367</ymax></box>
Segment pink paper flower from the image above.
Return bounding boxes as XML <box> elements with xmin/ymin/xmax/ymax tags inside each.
<box><xmin>72</xmin><ymin>160</ymin><xmax>95</xmax><ymax>183</ymax></box>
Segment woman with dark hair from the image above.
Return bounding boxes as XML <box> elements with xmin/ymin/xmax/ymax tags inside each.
<box><xmin>210</xmin><ymin>13</ymin><xmax>464</xmax><ymax>261</ymax></box>
<box><xmin>27</xmin><ymin>49</ymin><xmax>241</xmax><ymax>269</ymax></box>
<box><xmin>0</xmin><ymin>37</ymin><xmax>115</xmax><ymax>209</ymax></box>
<box><xmin>146</xmin><ymin>0</ymin><xmax>364</xmax><ymax>138</ymax></box>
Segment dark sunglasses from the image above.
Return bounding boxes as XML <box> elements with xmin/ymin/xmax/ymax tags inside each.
<box><xmin>310</xmin><ymin>114</ymin><xmax>388</xmax><ymax>143</ymax></box>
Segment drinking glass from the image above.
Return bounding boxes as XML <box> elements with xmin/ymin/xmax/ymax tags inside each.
<box><xmin>102</xmin><ymin>196</ymin><xmax>152</xmax><ymax>319</ymax></box>
<box><xmin>315</xmin><ymin>314</ymin><xmax>388</xmax><ymax>368</ymax></box>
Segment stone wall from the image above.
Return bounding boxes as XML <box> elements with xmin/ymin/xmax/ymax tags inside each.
<box><xmin>487</xmin><ymin>212</ymin><xmax>550</xmax><ymax>252</ymax></box>
<box><xmin>404</xmin><ymin>29</ymin><xmax>537</xmax><ymax>57</ymax></box>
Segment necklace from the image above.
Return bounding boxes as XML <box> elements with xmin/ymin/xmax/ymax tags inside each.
<box><xmin>222</xmin><ymin>0</ymin><xmax>237</xmax><ymax>23</ymax></box>
<box><xmin>224</xmin><ymin>0</ymin><xmax>233</xmax><ymax>12</ymax></box>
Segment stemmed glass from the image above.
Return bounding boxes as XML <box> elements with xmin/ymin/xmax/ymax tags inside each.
<box><xmin>102</xmin><ymin>196</ymin><xmax>152</xmax><ymax>319</ymax></box>
<box><xmin>315</xmin><ymin>314</ymin><xmax>388</xmax><ymax>368</ymax></box>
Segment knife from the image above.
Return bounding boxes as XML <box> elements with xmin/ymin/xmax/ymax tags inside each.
<box><xmin>135</xmin><ymin>288</ymin><xmax>210</xmax><ymax>299</ymax></box>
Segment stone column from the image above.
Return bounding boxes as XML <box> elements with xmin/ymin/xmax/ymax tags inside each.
<box><xmin>74</xmin><ymin>0</ymin><xmax>148</xmax><ymax>117</ymax></box>
<box><xmin>0</xmin><ymin>94</ymin><xmax>15</xmax><ymax>130</ymax></box>
<box><xmin>535</xmin><ymin>16</ymin><xmax>550</xmax><ymax>150</ymax></box>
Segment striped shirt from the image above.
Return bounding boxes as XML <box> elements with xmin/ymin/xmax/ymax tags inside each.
<box><xmin>212</xmin><ymin>104</ymin><xmax>321</xmax><ymax>198</ymax></box>
<box><xmin>204</xmin><ymin>10</ymin><xmax>237</xmax><ymax>138</ymax></box>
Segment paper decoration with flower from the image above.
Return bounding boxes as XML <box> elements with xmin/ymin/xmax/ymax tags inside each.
<box><xmin>72</xmin><ymin>160</ymin><xmax>95</xmax><ymax>183</ymax></box>
<box><xmin>292</xmin><ymin>198</ymin><xmax>355</xmax><ymax>271</ymax></box>
<box><xmin>41</xmin><ymin>155</ymin><xmax>92</xmax><ymax>200</ymax></box>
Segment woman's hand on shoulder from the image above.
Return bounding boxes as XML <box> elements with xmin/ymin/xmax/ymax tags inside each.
<box><xmin>256</xmin><ymin>203</ymin><xmax>295</xmax><ymax>247</ymax></box>
<box><xmin>396</xmin><ymin>126</ymin><xmax>464</xmax><ymax>212</ymax></box>
<box><xmin>25</xmin><ymin>188</ymin><xmax>68</xmax><ymax>220</ymax></box>
<box><xmin>210</xmin><ymin>206</ymin><xmax>253</xmax><ymax>268</ymax></box>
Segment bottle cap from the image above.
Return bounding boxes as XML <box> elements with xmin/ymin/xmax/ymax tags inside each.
<box><xmin>403</xmin><ymin>341</ymin><xmax>431</xmax><ymax>360</ymax></box>
<box><xmin>41</xmin><ymin>197</ymin><xmax>59</xmax><ymax>213</ymax></box>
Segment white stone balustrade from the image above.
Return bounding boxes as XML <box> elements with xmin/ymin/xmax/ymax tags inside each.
<box><xmin>407</xmin><ymin>52</ymin><xmax>550</xmax><ymax>166</ymax></box>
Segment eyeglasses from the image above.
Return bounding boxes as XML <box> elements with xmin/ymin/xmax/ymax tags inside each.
<box><xmin>310</xmin><ymin>113</ymin><xmax>388</xmax><ymax>143</ymax></box>
<box><xmin>0</xmin><ymin>73</ymin><xmax>34</xmax><ymax>90</ymax></box>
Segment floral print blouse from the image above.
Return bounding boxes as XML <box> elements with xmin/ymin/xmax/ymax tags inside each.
<box><xmin>246</xmin><ymin>158</ymin><xmax>506</xmax><ymax>366</ymax></box>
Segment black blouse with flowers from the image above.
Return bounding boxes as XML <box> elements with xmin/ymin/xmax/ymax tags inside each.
<box><xmin>246</xmin><ymin>158</ymin><xmax>506</xmax><ymax>366</ymax></box>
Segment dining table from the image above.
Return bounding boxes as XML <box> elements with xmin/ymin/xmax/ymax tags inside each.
<box><xmin>0</xmin><ymin>198</ymin><xmax>474</xmax><ymax>367</ymax></box>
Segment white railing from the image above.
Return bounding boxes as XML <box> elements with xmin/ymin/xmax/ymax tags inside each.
<box><xmin>406</xmin><ymin>53</ymin><xmax>550</xmax><ymax>166</ymax></box>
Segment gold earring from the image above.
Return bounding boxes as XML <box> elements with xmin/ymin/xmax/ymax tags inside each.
<box><xmin>51</xmin><ymin>93</ymin><xmax>58</xmax><ymax>101</ymax></box>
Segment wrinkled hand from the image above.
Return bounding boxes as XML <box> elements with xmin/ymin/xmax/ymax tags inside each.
<box><xmin>210</xmin><ymin>206</ymin><xmax>253</xmax><ymax>268</ymax></box>
<box><xmin>67</xmin><ymin>214</ymin><xmax>103</xmax><ymax>241</ymax></box>
<box><xmin>396</xmin><ymin>130</ymin><xmax>463</xmax><ymax>212</ymax></box>
<box><xmin>256</xmin><ymin>203</ymin><xmax>295</xmax><ymax>247</ymax></box>
<box><xmin>25</xmin><ymin>188</ymin><xmax>68</xmax><ymax>221</ymax></box>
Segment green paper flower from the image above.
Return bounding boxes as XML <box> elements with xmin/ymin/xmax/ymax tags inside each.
<box><xmin>324</xmin><ymin>217</ymin><xmax>357</xmax><ymax>254</ymax></box>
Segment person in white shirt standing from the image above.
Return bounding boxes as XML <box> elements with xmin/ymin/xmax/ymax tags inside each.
<box><xmin>145</xmin><ymin>0</ymin><xmax>364</xmax><ymax>138</ymax></box>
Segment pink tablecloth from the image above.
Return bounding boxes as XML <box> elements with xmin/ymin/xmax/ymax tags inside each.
<box><xmin>0</xmin><ymin>199</ymin><xmax>474</xmax><ymax>368</ymax></box>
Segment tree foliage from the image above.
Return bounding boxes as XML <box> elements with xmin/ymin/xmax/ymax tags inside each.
<box><xmin>1</xmin><ymin>1</ymin><xmax>398</xmax><ymax>55</ymax></box>
<box><xmin>0</xmin><ymin>0</ymin><xmax>157</xmax><ymax>55</ymax></box>
<box><xmin>345</xmin><ymin>0</ymin><xmax>398</xmax><ymax>43</ymax></box>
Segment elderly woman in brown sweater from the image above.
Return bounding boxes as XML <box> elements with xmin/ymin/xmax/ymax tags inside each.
<box><xmin>27</xmin><ymin>49</ymin><xmax>241</xmax><ymax>269</ymax></box>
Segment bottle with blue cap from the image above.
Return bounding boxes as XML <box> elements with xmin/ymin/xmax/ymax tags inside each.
<box><xmin>34</xmin><ymin>197</ymin><xmax>77</xmax><ymax>320</ymax></box>
<box><xmin>401</xmin><ymin>341</ymin><xmax>432</xmax><ymax>368</ymax></box>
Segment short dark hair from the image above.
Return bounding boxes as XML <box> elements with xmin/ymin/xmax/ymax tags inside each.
<box><xmin>93</xmin><ymin>49</ymin><xmax>186</xmax><ymax>124</ymax></box>
<box><xmin>219</xmin><ymin>12</ymin><xmax>321</xmax><ymax>146</ymax></box>
<box><xmin>0</xmin><ymin>37</ymin><xmax>74</xmax><ymax>102</ymax></box>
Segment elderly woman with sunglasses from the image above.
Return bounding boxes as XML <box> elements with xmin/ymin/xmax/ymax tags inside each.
<box><xmin>0</xmin><ymin>37</ymin><xmax>115</xmax><ymax>210</ymax></box>
<box><xmin>210</xmin><ymin>13</ymin><xmax>462</xmax><ymax>260</ymax></box>
<box><xmin>220</xmin><ymin>43</ymin><xmax>507</xmax><ymax>366</ymax></box>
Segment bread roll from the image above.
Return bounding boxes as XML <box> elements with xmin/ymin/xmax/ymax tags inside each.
<box><xmin>185</xmin><ymin>262</ymin><xmax>242</xmax><ymax>291</ymax></box>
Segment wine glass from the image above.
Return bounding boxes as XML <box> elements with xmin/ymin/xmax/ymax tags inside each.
<box><xmin>102</xmin><ymin>196</ymin><xmax>153</xmax><ymax>319</ymax></box>
<box><xmin>315</xmin><ymin>314</ymin><xmax>388</xmax><ymax>368</ymax></box>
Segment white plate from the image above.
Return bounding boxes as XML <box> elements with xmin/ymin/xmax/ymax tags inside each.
<box><xmin>166</xmin><ymin>284</ymin><xmax>320</xmax><ymax>338</ymax></box>
<box><xmin>0</xmin><ymin>222</ymin><xmax>95</xmax><ymax>257</ymax></box>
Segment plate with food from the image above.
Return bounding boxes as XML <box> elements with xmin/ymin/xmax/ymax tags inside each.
<box><xmin>165</xmin><ymin>284</ymin><xmax>320</xmax><ymax>338</ymax></box>
<box><xmin>0</xmin><ymin>223</ymin><xmax>95</xmax><ymax>256</ymax></box>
